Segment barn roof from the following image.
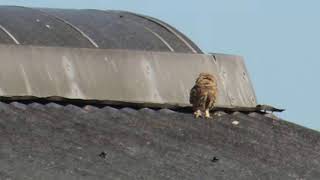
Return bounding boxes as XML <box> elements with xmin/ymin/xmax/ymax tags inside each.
<box><xmin>0</xmin><ymin>6</ymin><xmax>202</xmax><ymax>53</ymax></box>
<box><xmin>0</xmin><ymin>102</ymin><xmax>319</xmax><ymax>180</ymax></box>
<box><xmin>0</xmin><ymin>6</ymin><xmax>319</xmax><ymax>180</ymax></box>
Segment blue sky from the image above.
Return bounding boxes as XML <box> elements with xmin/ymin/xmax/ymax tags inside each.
<box><xmin>0</xmin><ymin>0</ymin><xmax>319</xmax><ymax>130</ymax></box>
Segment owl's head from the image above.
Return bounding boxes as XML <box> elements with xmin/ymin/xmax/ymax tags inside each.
<box><xmin>196</xmin><ymin>73</ymin><xmax>216</xmax><ymax>84</ymax></box>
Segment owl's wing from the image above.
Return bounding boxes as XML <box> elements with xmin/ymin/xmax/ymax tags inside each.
<box><xmin>189</xmin><ymin>85</ymin><xmax>199</xmax><ymax>105</ymax></box>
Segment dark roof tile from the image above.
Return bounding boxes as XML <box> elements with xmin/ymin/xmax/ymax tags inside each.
<box><xmin>0</xmin><ymin>102</ymin><xmax>319</xmax><ymax>180</ymax></box>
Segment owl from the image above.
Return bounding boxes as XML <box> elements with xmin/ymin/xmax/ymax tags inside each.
<box><xmin>189</xmin><ymin>73</ymin><xmax>218</xmax><ymax>118</ymax></box>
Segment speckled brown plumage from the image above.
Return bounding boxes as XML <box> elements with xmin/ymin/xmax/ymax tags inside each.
<box><xmin>189</xmin><ymin>73</ymin><xmax>218</xmax><ymax>118</ymax></box>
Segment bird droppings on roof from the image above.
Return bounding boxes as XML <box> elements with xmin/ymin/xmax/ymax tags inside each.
<box><xmin>232</xmin><ymin>120</ymin><xmax>239</xmax><ymax>125</ymax></box>
<box><xmin>0</xmin><ymin>101</ymin><xmax>319</xmax><ymax>180</ymax></box>
<box><xmin>45</xmin><ymin>24</ymin><xmax>51</xmax><ymax>29</ymax></box>
<box><xmin>213</xmin><ymin>111</ymin><xmax>227</xmax><ymax>117</ymax></box>
<box><xmin>264</xmin><ymin>113</ymin><xmax>282</xmax><ymax>120</ymax></box>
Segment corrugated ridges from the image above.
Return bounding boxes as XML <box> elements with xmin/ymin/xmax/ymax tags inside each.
<box><xmin>0</xmin><ymin>102</ymin><xmax>319</xmax><ymax>179</ymax></box>
<box><xmin>0</xmin><ymin>6</ymin><xmax>202</xmax><ymax>53</ymax></box>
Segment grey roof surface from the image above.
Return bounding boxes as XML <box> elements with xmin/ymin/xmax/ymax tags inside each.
<box><xmin>0</xmin><ymin>102</ymin><xmax>319</xmax><ymax>180</ymax></box>
<box><xmin>0</xmin><ymin>6</ymin><xmax>202</xmax><ymax>53</ymax></box>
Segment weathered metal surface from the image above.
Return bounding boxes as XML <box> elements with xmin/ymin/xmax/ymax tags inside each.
<box><xmin>0</xmin><ymin>44</ymin><xmax>257</xmax><ymax>107</ymax></box>
<box><xmin>36</xmin><ymin>8</ymin><xmax>100</xmax><ymax>48</ymax></box>
<box><xmin>0</xmin><ymin>6</ymin><xmax>202</xmax><ymax>53</ymax></box>
<box><xmin>0</xmin><ymin>102</ymin><xmax>318</xmax><ymax>180</ymax></box>
<box><xmin>0</xmin><ymin>6</ymin><xmax>94</xmax><ymax>48</ymax></box>
<box><xmin>212</xmin><ymin>53</ymin><xmax>257</xmax><ymax>106</ymax></box>
<box><xmin>117</xmin><ymin>11</ymin><xmax>203</xmax><ymax>53</ymax></box>
<box><xmin>125</xmin><ymin>11</ymin><xmax>199</xmax><ymax>53</ymax></box>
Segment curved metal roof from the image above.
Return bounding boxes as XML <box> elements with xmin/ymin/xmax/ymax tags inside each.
<box><xmin>0</xmin><ymin>6</ymin><xmax>203</xmax><ymax>53</ymax></box>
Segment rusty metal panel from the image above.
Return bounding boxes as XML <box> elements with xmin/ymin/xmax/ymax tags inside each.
<box><xmin>0</xmin><ymin>45</ymin><xmax>257</xmax><ymax>107</ymax></box>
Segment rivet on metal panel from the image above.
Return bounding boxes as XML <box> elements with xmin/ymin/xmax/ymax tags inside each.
<box><xmin>45</xmin><ymin>24</ymin><xmax>51</xmax><ymax>29</ymax></box>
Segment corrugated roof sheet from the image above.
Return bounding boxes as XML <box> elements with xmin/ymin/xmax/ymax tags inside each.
<box><xmin>0</xmin><ymin>102</ymin><xmax>319</xmax><ymax>180</ymax></box>
<box><xmin>0</xmin><ymin>6</ymin><xmax>202</xmax><ymax>53</ymax></box>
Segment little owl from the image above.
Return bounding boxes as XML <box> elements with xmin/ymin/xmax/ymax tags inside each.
<box><xmin>189</xmin><ymin>73</ymin><xmax>218</xmax><ymax>118</ymax></box>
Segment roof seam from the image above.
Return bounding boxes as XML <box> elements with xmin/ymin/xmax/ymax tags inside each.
<box><xmin>0</xmin><ymin>6</ymin><xmax>202</xmax><ymax>53</ymax></box>
<box><xmin>143</xmin><ymin>27</ymin><xmax>174</xmax><ymax>52</ymax></box>
<box><xmin>6</xmin><ymin>5</ymin><xmax>99</xmax><ymax>48</ymax></box>
<box><xmin>33</xmin><ymin>8</ymin><xmax>100</xmax><ymax>48</ymax></box>
<box><xmin>126</xmin><ymin>12</ymin><xmax>198</xmax><ymax>53</ymax></box>
<box><xmin>0</xmin><ymin>25</ymin><xmax>20</xmax><ymax>45</ymax></box>
<box><xmin>99</xmin><ymin>9</ymin><xmax>175</xmax><ymax>52</ymax></box>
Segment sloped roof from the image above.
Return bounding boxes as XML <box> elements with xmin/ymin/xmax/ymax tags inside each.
<box><xmin>0</xmin><ymin>6</ymin><xmax>202</xmax><ymax>53</ymax></box>
<box><xmin>0</xmin><ymin>102</ymin><xmax>319</xmax><ymax>180</ymax></box>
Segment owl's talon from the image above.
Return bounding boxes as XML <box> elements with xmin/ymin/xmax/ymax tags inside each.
<box><xmin>194</xmin><ymin>110</ymin><xmax>202</xmax><ymax>119</ymax></box>
<box><xmin>205</xmin><ymin>109</ymin><xmax>211</xmax><ymax>119</ymax></box>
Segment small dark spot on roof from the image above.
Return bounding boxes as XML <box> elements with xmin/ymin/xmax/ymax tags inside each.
<box><xmin>211</xmin><ymin>156</ymin><xmax>219</xmax><ymax>163</ymax></box>
<box><xmin>99</xmin><ymin>151</ymin><xmax>107</xmax><ymax>159</ymax></box>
